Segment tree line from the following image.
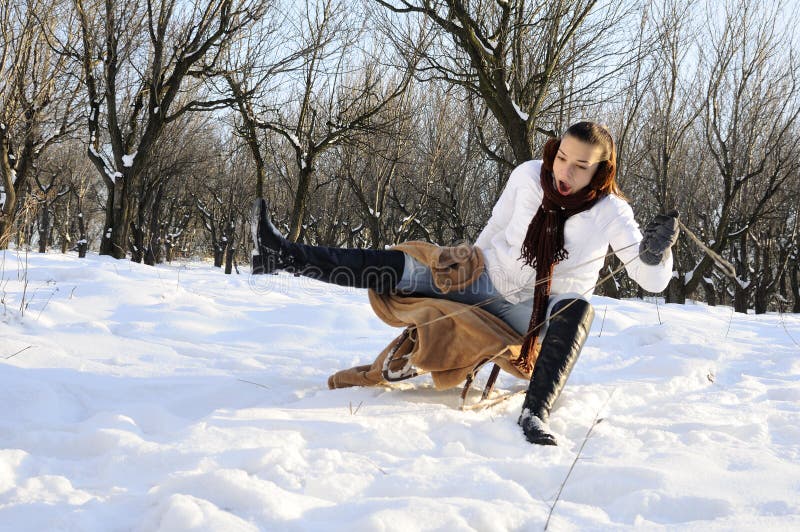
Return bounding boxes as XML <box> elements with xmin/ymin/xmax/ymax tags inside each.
<box><xmin>1</xmin><ymin>0</ymin><xmax>798</xmax><ymax>313</ymax></box>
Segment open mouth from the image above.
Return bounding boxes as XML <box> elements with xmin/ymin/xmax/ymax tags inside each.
<box><xmin>556</xmin><ymin>179</ymin><xmax>571</xmax><ymax>195</ymax></box>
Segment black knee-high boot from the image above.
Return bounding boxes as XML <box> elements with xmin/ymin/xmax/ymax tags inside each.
<box><xmin>251</xmin><ymin>198</ymin><xmax>405</xmax><ymax>294</ymax></box>
<box><xmin>518</xmin><ymin>298</ymin><xmax>594</xmax><ymax>445</ymax></box>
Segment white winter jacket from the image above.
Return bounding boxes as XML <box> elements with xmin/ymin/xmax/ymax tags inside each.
<box><xmin>474</xmin><ymin>160</ymin><xmax>672</xmax><ymax>304</ymax></box>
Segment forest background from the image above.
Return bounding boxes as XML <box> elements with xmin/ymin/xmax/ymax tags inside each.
<box><xmin>1</xmin><ymin>0</ymin><xmax>799</xmax><ymax>314</ymax></box>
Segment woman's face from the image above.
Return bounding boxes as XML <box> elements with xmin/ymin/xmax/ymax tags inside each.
<box><xmin>552</xmin><ymin>135</ymin><xmax>604</xmax><ymax>195</ymax></box>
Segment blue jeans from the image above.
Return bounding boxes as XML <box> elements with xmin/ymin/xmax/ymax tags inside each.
<box><xmin>394</xmin><ymin>254</ymin><xmax>534</xmax><ymax>335</ymax></box>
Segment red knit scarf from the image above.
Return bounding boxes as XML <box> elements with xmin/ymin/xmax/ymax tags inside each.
<box><xmin>514</xmin><ymin>148</ymin><xmax>603</xmax><ymax>373</ymax></box>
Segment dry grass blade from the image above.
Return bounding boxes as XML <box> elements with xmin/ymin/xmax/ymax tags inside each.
<box><xmin>545</xmin><ymin>390</ymin><xmax>615</xmax><ymax>531</ymax></box>
<box><xmin>237</xmin><ymin>378</ymin><xmax>271</xmax><ymax>390</ymax></box>
<box><xmin>5</xmin><ymin>345</ymin><xmax>33</xmax><ymax>360</ymax></box>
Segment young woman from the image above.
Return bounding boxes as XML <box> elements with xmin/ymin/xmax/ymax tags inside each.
<box><xmin>251</xmin><ymin>121</ymin><xmax>679</xmax><ymax>445</ymax></box>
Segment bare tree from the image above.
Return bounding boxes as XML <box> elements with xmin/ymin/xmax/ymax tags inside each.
<box><xmin>750</xmin><ymin>205</ymin><xmax>798</xmax><ymax>314</ymax></box>
<box><xmin>789</xmin><ymin>204</ymin><xmax>800</xmax><ymax>313</ymax></box>
<box><xmin>373</xmin><ymin>0</ymin><xmax>644</xmax><ymax>167</ymax></box>
<box><xmin>63</xmin><ymin>147</ymin><xmax>98</xmax><ymax>257</ymax></box>
<box><xmin>335</xmin><ymin>88</ymin><xmax>416</xmax><ymax>248</ymax></box>
<box><xmin>690</xmin><ymin>0</ymin><xmax>800</xmax><ymax>312</ymax></box>
<box><xmin>31</xmin><ymin>165</ymin><xmax>69</xmax><ymax>252</ymax></box>
<box><xmin>65</xmin><ymin>0</ymin><xmax>267</xmax><ymax>259</ymax></box>
<box><xmin>244</xmin><ymin>0</ymin><xmax>419</xmax><ymax>243</ymax></box>
<box><xmin>622</xmin><ymin>0</ymin><xmax>703</xmax><ymax>303</ymax></box>
<box><xmin>215</xmin><ymin>8</ymin><xmax>306</xmax><ymax>200</ymax></box>
<box><xmin>180</xmin><ymin>130</ymin><xmax>253</xmax><ymax>273</ymax></box>
<box><xmin>0</xmin><ymin>0</ymin><xmax>79</xmax><ymax>248</ymax></box>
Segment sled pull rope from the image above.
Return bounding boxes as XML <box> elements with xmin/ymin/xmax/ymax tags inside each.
<box><xmin>409</xmin><ymin>242</ymin><xmax>639</xmax><ymax>333</ymax></box>
<box><xmin>459</xmin><ymin>223</ymin><xmax>736</xmax><ymax>407</ymax></box>
<box><xmin>466</xmin><ymin>222</ymin><xmax>737</xmax><ymax>405</ymax></box>
<box><xmin>676</xmin><ymin>219</ymin><xmax>737</xmax><ymax>279</ymax></box>
<box><xmin>462</xmin><ymin>248</ymin><xmax>647</xmax><ymax>407</ymax></box>
<box><xmin>419</xmin><ymin>221</ymin><xmax>735</xmax><ymax>335</ymax></box>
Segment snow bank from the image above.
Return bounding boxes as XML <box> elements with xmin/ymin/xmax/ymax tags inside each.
<box><xmin>0</xmin><ymin>250</ymin><xmax>798</xmax><ymax>530</ymax></box>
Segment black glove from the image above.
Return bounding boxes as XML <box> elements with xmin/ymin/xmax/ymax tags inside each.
<box><xmin>639</xmin><ymin>210</ymin><xmax>680</xmax><ymax>265</ymax></box>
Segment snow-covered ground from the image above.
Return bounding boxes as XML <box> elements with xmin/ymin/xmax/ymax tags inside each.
<box><xmin>1</xmin><ymin>250</ymin><xmax>799</xmax><ymax>531</ymax></box>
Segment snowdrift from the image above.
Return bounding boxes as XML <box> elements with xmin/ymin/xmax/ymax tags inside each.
<box><xmin>1</xmin><ymin>250</ymin><xmax>798</xmax><ymax>531</ymax></box>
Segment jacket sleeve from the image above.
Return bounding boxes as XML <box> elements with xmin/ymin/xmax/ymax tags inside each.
<box><xmin>603</xmin><ymin>198</ymin><xmax>673</xmax><ymax>293</ymax></box>
<box><xmin>475</xmin><ymin>163</ymin><xmax>529</xmax><ymax>250</ymax></box>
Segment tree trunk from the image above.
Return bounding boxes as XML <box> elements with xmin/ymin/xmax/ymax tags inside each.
<box><xmin>77</xmin><ymin>237</ymin><xmax>88</xmax><ymax>258</ymax></box>
<box><xmin>734</xmin><ymin>283</ymin><xmax>749</xmax><ymax>313</ymax></box>
<box><xmin>701</xmin><ymin>277</ymin><xmax>717</xmax><ymax>307</ymax></box>
<box><xmin>734</xmin><ymin>234</ymin><xmax>749</xmax><ymax>314</ymax></box>
<box><xmin>99</xmin><ymin>186</ymin><xmax>115</xmax><ymax>255</ymax></box>
<box><xmin>38</xmin><ymin>206</ymin><xmax>50</xmax><ymax>253</ymax></box>
<box><xmin>57</xmin><ymin>206</ymin><xmax>70</xmax><ymax>255</ymax></box>
<box><xmin>790</xmin><ymin>259</ymin><xmax>799</xmax><ymax>313</ymax></box>
<box><xmin>111</xmin><ymin>177</ymin><xmax>133</xmax><ymax>260</ymax></box>
<box><xmin>505</xmin><ymin>115</ymin><xmax>532</xmax><ymax>166</ymax></box>
<box><xmin>75</xmin><ymin>192</ymin><xmax>88</xmax><ymax>258</ymax></box>
<box><xmin>130</xmin><ymin>221</ymin><xmax>145</xmax><ymax>263</ymax></box>
<box><xmin>754</xmin><ymin>244</ymin><xmax>770</xmax><ymax>314</ymax></box>
<box><xmin>130</xmin><ymin>190</ymin><xmax>146</xmax><ymax>264</ymax></box>
<box><xmin>0</xmin><ymin>152</ymin><xmax>16</xmax><ymax>248</ymax></box>
<box><xmin>224</xmin><ymin>230</ymin><xmax>235</xmax><ymax>275</ymax></box>
<box><xmin>0</xmin><ymin>218</ymin><xmax>11</xmax><ymax>249</ymax></box>
<box><xmin>144</xmin><ymin>184</ymin><xmax>164</xmax><ymax>266</ymax></box>
<box><xmin>596</xmin><ymin>253</ymin><xmax>620</xmax><ymax>299</ymax></box>
<box><xmin>0</xmin><ymin>114</ymin><xmax>30</xmax><ymax>249</ymax></box>
<box><xmin>288</xmin><ymin>165</ymin><xmax>313</xmax><ymax>243</ymax></box>
<box><xmin>154</xmin><ymin>224</ymin><xmax>166</xmax><ymax>264</ymax></box>
<box><xmin>779</xmin><ymin>270</ymin><xmax>788</xmax><ymax>306</ymax></box>
<box><xmin>754</xmin><ymin>292</ymin><xmax>768</xmax><ymax>314</ymax></box>
<box><xmin>213</xmin><ymin>231</ymin><xmax>224</xmax><ymax>267</ymax></box>
<box><xmin>666</xmin><ymin>275</ymin><xmax>686</xmax><ymax>304</ymax></box>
